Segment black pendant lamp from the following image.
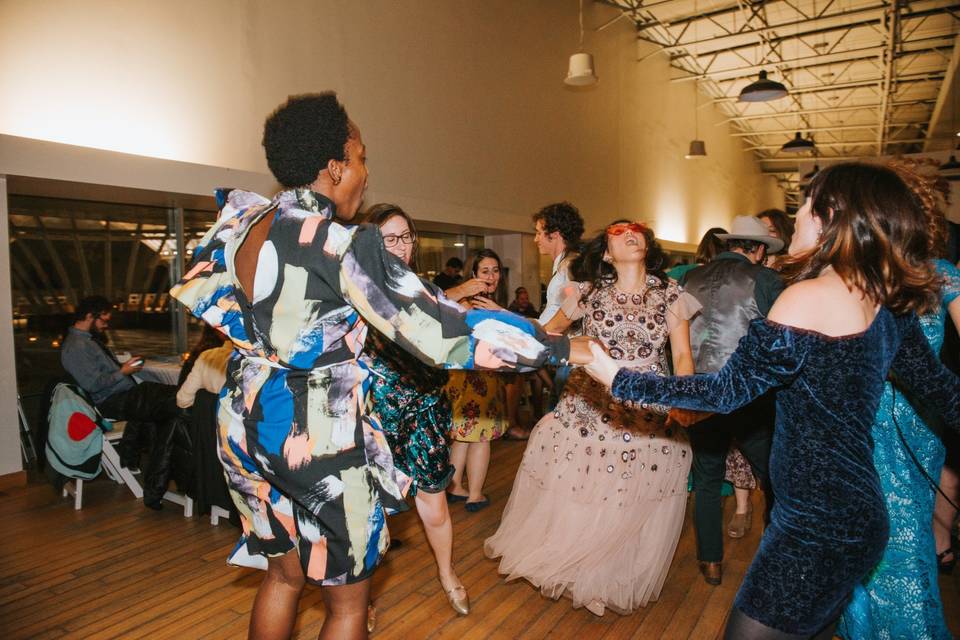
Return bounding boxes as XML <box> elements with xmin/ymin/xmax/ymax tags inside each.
<box><xmin>738</xmin><ymin>70</ymin><xmax>788</xmax><ymax>102</ymax></box>
<box><xmin>802</xmin><ymin>163</ymin><xmax>821</xmax><ymax>181</ymax></box>
<box><xmin>782</xmin><ymin>132</ymin><xmax>816</xmax><ymax>153</ymax></box>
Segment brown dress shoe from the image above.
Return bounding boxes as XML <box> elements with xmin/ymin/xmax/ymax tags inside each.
<box><xmin>699</xmin><ymin>561</ymin><xmax>722</xmax><ymax>585</ymax></box>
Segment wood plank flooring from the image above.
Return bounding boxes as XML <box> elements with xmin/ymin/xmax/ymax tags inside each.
<box><xmin>2</xmin><ymin>440</ymin><xmax>958</xmax><ymax>639</ymax></box>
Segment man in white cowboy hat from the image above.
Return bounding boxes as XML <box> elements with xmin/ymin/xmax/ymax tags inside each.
<box><xmin>675</xmin><ymin>214</ymin><xmax>785</xmax><ymax>587</ymax></box>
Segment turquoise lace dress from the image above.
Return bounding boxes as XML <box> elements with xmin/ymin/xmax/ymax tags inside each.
<box><xmin>840</xmin><ymin>259</ymin><xmax>960</xmax><ymax>640</ymax></box>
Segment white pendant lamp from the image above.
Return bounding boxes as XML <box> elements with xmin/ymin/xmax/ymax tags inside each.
<box><xmin>565</xmin><ymin>0</ymin><xmax>597</xmax><ymax>86</ymax></box>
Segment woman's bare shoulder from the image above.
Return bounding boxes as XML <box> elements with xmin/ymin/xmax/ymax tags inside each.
<box><xmin>767</xmin><ymin>276</ymin><xmax>872</xmax><ymax>336</ymax></box>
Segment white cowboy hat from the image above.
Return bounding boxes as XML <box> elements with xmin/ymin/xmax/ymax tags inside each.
<box><xmin>715</xmin><ymin>216</ymin><xmax>784</xmax><ymax>253</ymax></box>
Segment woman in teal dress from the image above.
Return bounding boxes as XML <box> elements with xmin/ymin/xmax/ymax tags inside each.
<box><xmin>362</xmin><ymin>203</ymin><xmax>469</xmax><ymax>616</ymax></box>
<box><xmin>839</xmin><ymin>164</ymin><xmax>960</xmax><ymax>640</ymax></box>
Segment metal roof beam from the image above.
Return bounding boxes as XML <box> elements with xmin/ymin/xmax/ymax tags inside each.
<box><xmin>719</xmin><ymin>99</ymin><xmax>934</xmax><ymax>122</ymax></box>
<box><xmin>746</xmin><ymin>137</ymin><xmax>926</xmax><ymax>150</ymax></box>
<box><xmin>670</xmin><ymin>36</ymin><xmax>955</xmax><ymax>82</ymax></box>
<box><xmin>730</xmin><ymin>122</ymin><xmax>920</xmax><ymax>136</ymax></box>
<box><xmin>709</xmin><ymin>74</ymin><xmax>944</xmax><ymax>100</ymax></box>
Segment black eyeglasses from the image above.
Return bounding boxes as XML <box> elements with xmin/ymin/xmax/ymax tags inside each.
<box><xmin>383</xmin><ymin>232</ymin><xmax>415</xmax><ymax>248</ymax></box>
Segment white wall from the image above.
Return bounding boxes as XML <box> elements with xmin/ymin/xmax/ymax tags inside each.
<box><xmin>0</xmin><ymin>176</ymin><xmax>21</xmax><ymax>476</ymax></box>
<box><xmin>0</xmin><ymin>1</ymin><xmax>785</xmax><ymax>475</ymax></box>
<box><xmin>0</xmin><ymin>0</ymin><xmax>781</xmax><ymax>240</ymax></box>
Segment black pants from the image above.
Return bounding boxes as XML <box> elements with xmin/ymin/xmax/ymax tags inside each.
<box><xmin>98</xmin><ymin>382</ymin><xmax>180</xmax><ymax>506</ymax></box>
<box><xmin>689</xmin><ymin>397</ymin><xmax>774</xmax><ymax>562</ymax></box>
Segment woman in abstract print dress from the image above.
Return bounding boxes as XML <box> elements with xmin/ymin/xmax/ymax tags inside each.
<box><xmin>584</xmin><ymin>163</ymin><xmax>960</xmax><ymax>639</ymax></box>
<box><xmin>839</xmin><ymin>162</ymin><xmax>960</xmax><ymax>640</ymax></box>
<box><xmin>170</xmin><ymin>93</ymin><xmax>577</xmax><ymax>640</ymax></box>
<box><xmin>486</xmin><ymin>221</ymin><xmax>700</xmax><ymax>616</ymax></box>
<box><xmin>361</xmin><ymin>203</ymin><xmax>469</xmax><ymax>615</ymax></box>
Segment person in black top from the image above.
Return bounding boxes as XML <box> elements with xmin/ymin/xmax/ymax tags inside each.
<box><xmin>432</xmin><ymin>256</ymin><xmax>463</xmax><ymax>290</ymax></box>
<box><xmin>507</xmin><ymin>286</ymin><xmax>539</xmax><ymax>319</ymax></box>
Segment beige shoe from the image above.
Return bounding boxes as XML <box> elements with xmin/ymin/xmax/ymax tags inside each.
<box><xmin>367</xmin><ymin>603</ymin><xmax>376</xmax><ymax>634</ymax></box>
<box><xmin>727</xmin><ymin>508</ymin><xmax>753</xmax><ymax>538</ymax></box>
<box><xmin>445</xmin><ymin>584</ymin><xmax>470</xmax><ymax>615</ymax></box>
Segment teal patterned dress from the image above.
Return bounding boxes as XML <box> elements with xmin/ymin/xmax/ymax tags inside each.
<box><xmin>363</xmin><ymin>328</ymin><xmax>453</xmax><ymax>496</ymax></box>
<box><xmin>170</xmin><ymin>188</ymin><xmax>568</xmax><ymax>585</ymax></box>
<box><xmin>840</xmin><ymin>258</ymin><xmax>960</xmax><ymax>640</ymax></box>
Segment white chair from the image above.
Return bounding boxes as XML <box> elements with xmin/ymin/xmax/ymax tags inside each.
<box><xmin>63</xmin><ymin>420</ymin><xmax>194</xmax><ymax>517</ymax></box>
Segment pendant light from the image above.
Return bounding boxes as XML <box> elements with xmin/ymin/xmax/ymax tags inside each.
<box><xmin>738</xmin><ymin>71</ymin><xmax>788</xmax><ymax>102</ymax></box>
<box><xmin>565</xmin><ymin>0</ymin><xmax>597</xmax><ymax>86</ymax></box>
<box><xmin>686</xmin><ymin>82</ymin><xmax>707</xmax><ymax>159</ymax></box>
<box><xmin>941</xmin><ymin>152</ymin><xmax>960</xmax><ymax>172</ymax></box>
<box><xmin>685</xmin><ymin>2</ymin><xmax>705</xmax><ymax>158</ymax></box>
<box><xmin>782</xmin><ymin>131</ymin><xmax>816</xmax><ymax>153</ymax></box>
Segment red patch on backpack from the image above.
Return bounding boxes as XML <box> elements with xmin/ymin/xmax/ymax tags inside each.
<box><xmin>67</xmin><ymin>412</ymin><xmax>98</xmax><ymax>441</ymax></box>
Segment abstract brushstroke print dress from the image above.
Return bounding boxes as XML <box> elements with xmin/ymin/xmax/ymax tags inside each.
<box><xmin>171</xmin><ymin>188</ymin><xmax>568</xmax><ymax>585</ymax></box>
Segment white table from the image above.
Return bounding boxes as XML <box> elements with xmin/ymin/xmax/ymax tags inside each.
<box><xmin>136</xmin><ymin>358</ymin><xmax>182</xmax><ymax>386</ymax></box>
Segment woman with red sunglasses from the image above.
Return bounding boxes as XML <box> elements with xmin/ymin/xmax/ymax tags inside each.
<box><xmin>485</xmin><ymin>219</ymin><xmax>700</xmax><ymax>616</ymax></box>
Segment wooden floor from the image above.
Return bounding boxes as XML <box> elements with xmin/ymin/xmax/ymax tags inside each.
<box><xmin>2</xmin><ymin>440</ymin><xmax>959</xmax><ymax>639</ymax></box>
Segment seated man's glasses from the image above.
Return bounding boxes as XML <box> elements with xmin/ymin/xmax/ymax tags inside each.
<box><xmin>383</xmin><ymin>232</ymin><xmax>416</xmax><ymax>248</ymax></box>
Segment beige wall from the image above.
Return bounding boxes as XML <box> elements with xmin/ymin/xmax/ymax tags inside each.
<box><xmin>0</xmin><ymin>176</ymin><xmax>21</xmax><ymax>476</ymax></box>
<box><xmin>0</xmin><ymin>0</ymin><xmax>780</xmax><ymax>240</ymax></box>
<box><xmin>0</xmin><ymin>1</ymin><xmax>783</xmax><ymax>475</ymax></box>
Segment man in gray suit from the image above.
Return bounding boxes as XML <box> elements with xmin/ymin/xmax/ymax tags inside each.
<box><xmin>679</xmin><ymin>216</ymin><xmax>785</xmax><ymax>586</ymax></box>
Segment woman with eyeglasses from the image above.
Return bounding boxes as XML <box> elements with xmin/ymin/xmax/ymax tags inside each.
<box><xmin>361</xmin><ymin>203</ymin><xmax>470</xmax><ymax>616</ymax></box>
<box><xmin>485</xmin><ymin>220</ymin><xmax>699</xmax><ymax>617</ymax></box>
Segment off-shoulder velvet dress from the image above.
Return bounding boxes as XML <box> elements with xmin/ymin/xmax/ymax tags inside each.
<box><xmin>609</xmin><ymin>310</ymin><xmax>960</xmax><ymax>635</ymax></box>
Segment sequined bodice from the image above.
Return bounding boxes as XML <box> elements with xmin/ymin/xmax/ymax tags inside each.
<box><xmin>581</xmin><ymin>278</ymin><xmax>681</xmax><ymax>376</ymax></box>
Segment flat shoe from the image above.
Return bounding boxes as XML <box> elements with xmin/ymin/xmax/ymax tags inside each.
<box><xmin>367</xmin><ymin>603</ymin><xmax>376</xmax><ymax>633</ymax></box>
<box><xmin>446</xmin><ymin>493</ymin><xmax>468</xmax><ymax>503</ymax></box>
<box><xmin>445</xmin><ymin>584</ymin><xmax>470</xmax><ymax>615</ymax></box>
<box><xmin>465</xmin><ymin>499</ymin><xmax>489</xmax><ymax>512</ymax></box>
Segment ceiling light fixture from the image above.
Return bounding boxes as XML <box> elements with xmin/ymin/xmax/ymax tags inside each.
<box><xmin>738</xmin><ymin>71</ymin><xmax>788</xmax><ymax>102</ymax></box>
<box><xmin>565</xmin><ymin>0</ymin><xmax>597</xmax><ymax>86</ymax></box>
<box><xmin>781</xmin><ymin>131</ymin><xmax>816</xmax><ymax>153</ymax></box>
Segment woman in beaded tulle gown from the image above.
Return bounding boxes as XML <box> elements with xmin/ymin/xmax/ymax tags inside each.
<box><xmin>485</xmin><ymin>221</ymin><xmax>700</xmax><ymax>616</ymax></box>
<box><xmin>584</xmin><ymin>163</ymin><xmax>960</xmax><ymax>639</ymax></box>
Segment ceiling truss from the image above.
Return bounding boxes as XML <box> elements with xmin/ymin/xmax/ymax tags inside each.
<box><xmin>600</xmin><ymin>0</ymin><xmax>960</xmax><ymax>208</ymax></box>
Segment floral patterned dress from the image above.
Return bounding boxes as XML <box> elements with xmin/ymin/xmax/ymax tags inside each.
<box><xmin>447</xmin><ymin>371</ymin><xmax>506</xmax><ymax>443</ymax></box>
<box><xmin>170</xmin><ymin>188</ymin><xmax>568</xmax><ymax>585</ymax></box>
<box><xmin>363</xmin><ymin>329</ymin><xmax>452</xmax><ymax>496</ymax></box>
<box><xmin>485</xmin><ymin>276</ymin><xmax>700</xmax><ymax>615</ymax></box>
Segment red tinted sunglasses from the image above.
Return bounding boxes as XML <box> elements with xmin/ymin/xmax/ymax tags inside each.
<box><xmin>606</xmin><ymin>222</ymin><xmax>648</xmax><ymax>236</ymax></box>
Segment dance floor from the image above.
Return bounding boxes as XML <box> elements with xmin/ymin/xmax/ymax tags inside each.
<box><xmin>2</xmin><ymin>439</ymin><xmax>958</xmax><ymax>639</ymax></box>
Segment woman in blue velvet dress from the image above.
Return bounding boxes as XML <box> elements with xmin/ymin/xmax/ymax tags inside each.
<box><xmin>839</xmin><ymin>164</ymin><xmax>960</xmax><ymax>640</ymax></box>
<box><xmin>583</xmin><ymin>163</ymin><xmax>960</xmax><ymax>639</ymax></box>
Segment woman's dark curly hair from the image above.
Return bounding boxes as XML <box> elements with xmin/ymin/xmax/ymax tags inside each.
<box><xmin>532</xmin><ymin>202</ymin><xmax>585</xmax><ymax>252</ymax></box>
<box><xmin>781</xmin><ymin>162</ymin><xmax>938</xmax><ymax>315</ymax></box>
<box><xmin>571</xmin><ymin>220</ymin><xmax>669</xmax><ymax>302</ymax></box>
<box><xmin>262</xmin><ymin>92</ymin><xmax>351</xmax><ymax>188</ymax></box>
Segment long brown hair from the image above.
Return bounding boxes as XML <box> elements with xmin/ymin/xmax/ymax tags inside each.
<box><xmin>781</xmin><ymin>162</ymin><xmax>938</xmax><ymax>315</ymax></box>
<box><xmin>570</xmin><ymin>220</ymin><xmax>669</xmax><ymax>300</ymax></box>
<box><xmin>694</xmin><ymin>227</ymin><xmax>727</xmax><ymax>264</ymax></box>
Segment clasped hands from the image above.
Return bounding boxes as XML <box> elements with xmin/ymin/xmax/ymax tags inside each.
<box><xmin>568</xmin><ymin>336</ymin><xmax>710</xmax><ymax>429</ymax></box>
